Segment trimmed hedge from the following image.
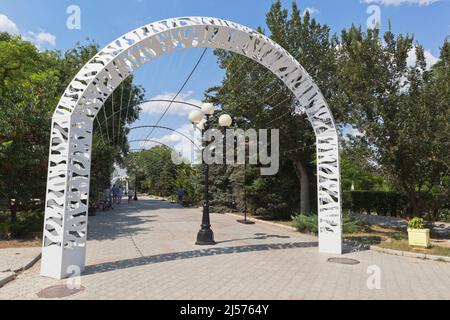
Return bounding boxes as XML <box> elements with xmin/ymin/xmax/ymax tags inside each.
<box><xmin>343</xmin><ymin>191</ymin><xmax>407</xmax><ymax>216</ymax></box>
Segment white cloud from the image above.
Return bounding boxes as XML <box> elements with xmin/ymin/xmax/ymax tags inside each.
<box><xmin>0</xmin><ymin>15</ymin><xmax>56</xmax><ymax>47</ymax></box>
<box><xmin>139</xmin><ymin>123</ymin><xmax>201</xmax><ymax>163</ymax></box>
<box><xmin>28</xmin><ymin>31</ymin><xmax>56</xmax><ymax>46</ymax></box>
<box><xmin>422</xmin><ymin>50</ymin><xmax>439</xmax><ymax>68</ymax></box>
<box><xmin>140</xmin><ymin>91</ymin><xmax>203</xmax><ymax>116</ymax></box>
<box><xmin>0</xmin><ymin>14</ymin><xmax>19</xmax><ymax>34</ymax></box>
<box><xmin>407</xmin><ymin>46</ymin><xmax>438</xmax><ymax>69</ymax></box>
<box><xmin>137</xmin><ymin>140</ymin><xmax>162</xmax><ymax>149</ymax></box>
<box><xmin>362</xmin><ymin>0</ymin><xmax>440</xmax><ymax>6</ymax></box>
<box><xmin>158</xmin><ymin>124</ymin><xmax>188</xmax><ymax>142</ymax></box>
<box><xmin>303</xmin><ymin>7</ymin><xmax>320</xmax><ymax>16</ymax></box>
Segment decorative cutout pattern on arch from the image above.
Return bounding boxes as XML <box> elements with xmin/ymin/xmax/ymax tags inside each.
<box><xmin>41</xmin><ymin>17</ymin><xmax>342</xmax><ymax>279</ymax></box>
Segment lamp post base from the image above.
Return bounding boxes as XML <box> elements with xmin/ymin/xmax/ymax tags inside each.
<box><xmin>195</xmin><ymin>229</ymin><xmax>216</xmax><ymax>245</ymax></box>
<box><xmin>237</xmin><ymin>219</ymin><xmax>255</xmax><ymax>225</ymax></box>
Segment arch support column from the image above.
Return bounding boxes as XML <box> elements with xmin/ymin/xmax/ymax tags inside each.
<box><xmin>41</xmin><ymin>115</ymin><xmax>93</xmax><ymax>279</ymax></box>
<box><xmin>316</xmin><ymin>133</ymin><xmax>342</xmax><ymax>254</ymax></box>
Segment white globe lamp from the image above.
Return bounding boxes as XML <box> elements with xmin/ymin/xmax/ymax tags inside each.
<box><xmin>219</xmin><ymin>114</ymin><xmax>233</xmax><ymax>128</ymax></box>
<box><xmin>189</xmin><ymin>110</ymin><xmax>203</xmax><ymax>124</ymax></box>
<box><xmin>201</xmin><ymin>103</ymin><xmax>215</xmax><ymax>116</ymax></box>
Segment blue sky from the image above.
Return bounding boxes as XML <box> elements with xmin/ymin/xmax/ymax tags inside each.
<box><xmin>1</xmin><ymin>0</ymin><xmax>449</xmax><ymax>160</ymax></box>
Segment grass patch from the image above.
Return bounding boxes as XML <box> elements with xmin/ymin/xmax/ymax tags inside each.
<box><xmin>379</xmin><ymin>239</ymin><xmax>450</xmax><ymax>257</ymax></box>
<box><xmin>344</xmin><ymin>224</ymin><xmax>408</xmax><ymax>245</ymax></box>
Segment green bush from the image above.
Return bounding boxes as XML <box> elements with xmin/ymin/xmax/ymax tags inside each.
<box><xmin>291</xmin><ymin>213</ymin><xmax>367</xmax><ymax>235</ymax></box>
<box><xmin>0</xmin><ymin>210</ymin><xmax>43</xmax><ymax>239</ymax></box>
<box><xmin>0</xmin><ymin>221</ymin><xmax>30</xmax><ymax>238</ymax></box>
<box><xmin>408</xmin><ymin>217</ymin><xmax>424</xmax><ymax>229</ymax></box>
<box><xmin>291</xmin><ymin>214</ymin><xmax>318</xmax><ymax>234</ymax></box>
<box><xmin>439</xmin><ymin>209</ymin><xmax>450</xmax><ymax>223</ymax></box>
<box><xmin>343</xmin><ymin>214</ymin><xmax>368</xmax><ymax>234</ymax></box>
<box><xmin>255</xmin><ymin>207</ymin><xmax>269</xmax><ymax>216</ymax></box>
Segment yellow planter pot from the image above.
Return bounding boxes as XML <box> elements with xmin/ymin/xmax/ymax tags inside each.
<box><xmin>407</xmin><ymin>228</ymin><xmax>430</xmax><ymax>248</ymax></box>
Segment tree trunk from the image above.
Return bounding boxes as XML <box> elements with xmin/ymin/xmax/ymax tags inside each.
<box><xmin>402</xmin><ymin>182</ymin><xmax>422</xmax><ymax>217</ymax></box>
<box><xmin>408</xmin><ymin>192</ymin><xmax>422</xmax><ymax>216</ymax></box>
<box><xmin>293</xmin><ymin>160</ymin><xmax>311</xmax><ymax>215</ymax></box>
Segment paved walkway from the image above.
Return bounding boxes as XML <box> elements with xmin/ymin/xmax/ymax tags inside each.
<box><xmin>0</xmin><ymin>247</ymin><xmax>41</xmax><ymax>288</ymax></box>
<box><xmin>0</xmin><ymin>197</ymin><xmax>449</xmax><ymax>300</ymax></box>
<box><xmin>0</xmin><ymin>247</ymin><xmax>41</xmax><ymax>273</ymax></box>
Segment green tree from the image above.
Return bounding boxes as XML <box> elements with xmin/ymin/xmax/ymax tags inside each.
<box><xmin>124</xmin><ymin>151</ymin><xmax>147</xmax><ymax>196</ymax></box>
<box><xmin>337</xmin><ymin>26</ymin><xmax>450</xmax><ymax>215</ymax></box>
<box><xmin>125</xmin><ymin>146</ymin><xmax>178</xmax><ymax>197</ymax></box>
<box><xmin>174</xmin><ymin>163</ymin><xmax>201</xmax><ymax>205</ymax></box>
<box><xmin>0</xmin><ymin>35</ymin><xmax>59</xmax><ymax>222</ymax></box>
<box><xmin>206</xmin><ymin>1</ymin><xmax>341</xmax><ymax>216</ymax></box>
<box><xmin>0</xmin><ymin>34</ymin><xmax>143</xmax><ymax>228</ymax></box>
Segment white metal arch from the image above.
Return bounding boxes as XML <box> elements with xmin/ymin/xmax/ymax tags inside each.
<box><xmin>41</xmin><ymin>17</ymin><xmax>342</xmax><ymax>279</ymax></box>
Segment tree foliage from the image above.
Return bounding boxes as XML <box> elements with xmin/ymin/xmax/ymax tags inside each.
<box><xmin>337</xmin><ymin>26</ymin><xmax>450</xmax><ymax>215</ymax></box>
<box><xmin>0</xmin><ymin>34</ymin><xmax>143</xmax><ymax>227</ymax></box>
<box><xmin>124</xmin><ymin>146</ymin><xmax>201</xmax><ymax>203</ymax></box>
<box><xmin>205</xmin><ymin>1</ymin><xmax>342</xmax><ymax>216</ymax></box>
<box><xmin>205</xmin><ymin>1</ymin><xmax>449</xmax><ymax>219</ymax></box>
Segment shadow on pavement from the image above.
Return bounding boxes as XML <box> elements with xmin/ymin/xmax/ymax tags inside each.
<box><xmin>216</xmin><ymin>233</ymin><xmax>291</xmax><ymax>244</ymax></box>
<box><xmin>84</xmin><ymin>241</ymin><xmax>318</xmax><ymax>276</ymax></box>
<box><xmin>88</xmin><ymin>214</ymin><xmax>159</xmax><ymax>241</ymax></box>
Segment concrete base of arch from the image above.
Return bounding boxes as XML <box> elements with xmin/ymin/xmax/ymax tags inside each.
<box><xmin>40</xmin><ymin>246</ymin><xmax>85</xmax><ymax>279</ymax></box>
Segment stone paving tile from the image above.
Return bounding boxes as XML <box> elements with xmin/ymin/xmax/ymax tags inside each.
<box><xmin>0</xmin><ymin>197</ymin><xmax>449</xmax><ymax>300</ymax></box>
<box><xmin>0</xmin><ymin>247</ymin><xmax>41</xmax><ymax>272</ymax></box>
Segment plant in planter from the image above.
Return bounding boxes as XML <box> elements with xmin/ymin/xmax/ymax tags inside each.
<box><xmin>407</xmin><ymin>217</ymin><xmax>430</xmax><ymax>248</ymax></box>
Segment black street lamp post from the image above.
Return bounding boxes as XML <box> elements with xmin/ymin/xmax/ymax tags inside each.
<box><xmin>195</xmin><ymin>115</ymin><xmax>215</xmax><ymax>245</ymax></box>
<box><xmin>189</xmin><ymin>104</ymin><xmax>232</xmax><ymax>246</ymax></box>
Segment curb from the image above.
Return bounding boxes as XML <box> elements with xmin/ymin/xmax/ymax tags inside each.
<box><xmin>0</xmin><ymin>272</ymin><xmax>16</xmax><ymax>288</ymax></box>
<box><xmin>370</xmin><ymin>245</ymin><xmax>450</xmax><ymax>263</ymax></box>
<box><xmin>13</xmin><ymin>252</ymin><xmax>42</xmax><ymax>273</ymax></box>
<box><xmin>0</xmin><ymin>251</ymin><xmax>42</xmax><ymax>288</ymax></box>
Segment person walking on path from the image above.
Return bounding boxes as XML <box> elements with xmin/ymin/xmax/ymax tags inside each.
<box><xmin>128</xmin><ymin>188</ymin><xmax>133</xmax><ymax>203</ymax></box>
<box><xmin>178</xmin><ymin>186</ymin><xmax>185</xmax><ymax>204</ymax></box>
<box><xmin>112</xmin><ymin>185</ymin><xmax>119</xmax><ymax>204</ymax></box>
